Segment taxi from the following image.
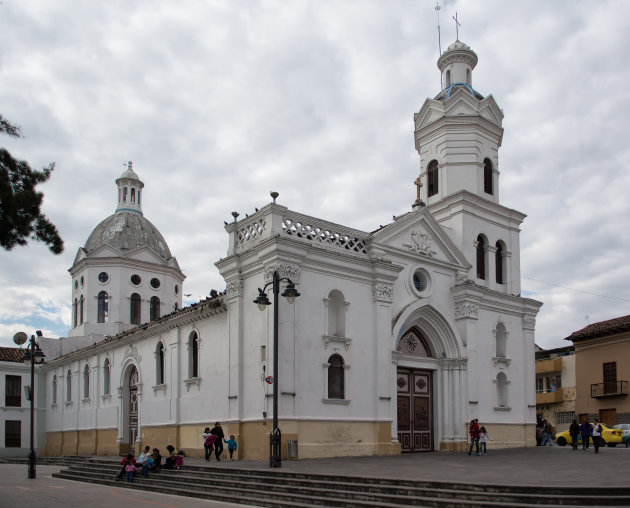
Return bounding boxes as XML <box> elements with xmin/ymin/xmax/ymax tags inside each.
<box><xmin>554</xmin><ymin>423</ymin><xmax>623</xmax><ymax>447</ymax></box>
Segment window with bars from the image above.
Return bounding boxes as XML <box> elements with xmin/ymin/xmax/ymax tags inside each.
<box><xmin>5</xmin><ymin>420</ymin><xmax>21</xmax><ymax>447</ymax></box>
<box><xmin>554</xmin><ymin>411</ymin><xmax>575</xmax><ymax>426</ymax></box>
<box><xmin>5</xmin><ymin>375</ymin><xmax>21</xmax><ymax>407</ymax></box>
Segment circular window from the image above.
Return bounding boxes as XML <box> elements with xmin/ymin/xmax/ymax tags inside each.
<box><xmin>174</xmin><ymin>285</ymin><xmax>179</xmax><ymax>295</ymax></box>
<box><xmin>131</xmin><ymin>274</ymin><xmax>142</xmax><ymax>286</ymax></box>
<box><xmin>411</xmin><ymin>269</ymin><xmax>431</xmax><ymax>296</ymax></box>
<box><xmin>80</xmin><ymin>276</ymin><xmax>85</xmax><ymax>287</ymax></box>
<box><xmin>150</xmin><ymin>278</ymin><xmax>161</xmax><ymax>289</ymax></box>
<box><xmin>98</xmin><ymin>272</ymin><xmax>109</xmax><ymax>283</ymax></box>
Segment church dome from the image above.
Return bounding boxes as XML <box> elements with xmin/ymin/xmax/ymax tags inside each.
<box><xmin>84</xmin><ymin>211</ymin><xmax>172</xmax><ymax>260</ymax></box>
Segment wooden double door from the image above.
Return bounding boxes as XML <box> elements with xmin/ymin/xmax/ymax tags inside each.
<box><xmin>397</xmin><ymin>368</ymin><xmax>433</xmax><ymax>452</ymax></box>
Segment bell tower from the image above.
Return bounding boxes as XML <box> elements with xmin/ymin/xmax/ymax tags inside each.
<box><xmin>413</xmin><ymin>41</ymin><xmax>524</xmax><ymax>296</ymax></box>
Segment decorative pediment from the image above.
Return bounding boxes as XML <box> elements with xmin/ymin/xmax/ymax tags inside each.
<box><xmin>264</xmin><ymin>264</ymin><xmax>301</xmax><ymax>283</ymax></box>
<box><xmin>121</xmin><ymin>344</ymin><xmax>142</xmax><ymax>366</ymax></box>
<box><xmin>370</xmin><ymin>207</ymin><xmax>470</xmax><ymax>270</ymax></box>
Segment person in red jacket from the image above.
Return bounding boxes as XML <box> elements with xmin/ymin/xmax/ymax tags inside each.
<box><xmin>116</xmin><ymin>453</ymin><xmax>136</xmax><ymax>480</ymax></box>
<box><xmin>467</xmin><ymin>419</ymin><xmax>480</xmax><ymax>455</ymax></box>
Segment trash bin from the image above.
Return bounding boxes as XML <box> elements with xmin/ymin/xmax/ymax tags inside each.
<box><xmin>287</xmin><ymin>439</ymin><xmax>298</xmax><ymax>460</ymax></box>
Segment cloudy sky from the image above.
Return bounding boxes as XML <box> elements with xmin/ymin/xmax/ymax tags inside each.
<box><xmin>1</xmin><ymin>0</ymin><xmax>629</xmax><ymax>350</ymax></box>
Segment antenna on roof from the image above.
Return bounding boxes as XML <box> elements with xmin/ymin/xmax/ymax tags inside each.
<box><xmin>435</xmin><ymin>2</ymin><xmax>443</xmax><ymax>90</ymax></box>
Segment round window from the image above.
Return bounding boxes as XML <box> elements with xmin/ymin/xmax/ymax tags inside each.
<box><xmin>131</xmin><ymin>274</ymin><xmax>142</xmax><ymax>286</ymax></box>
<box><xmin>98</xmin><ymin>272</ymin><xmax>109</xmax><ymax>283</ymax></box>
<box><xmin>150</xmin><ymin>278</ymin><xmax>161</xmax><ymax>289</ymax></box>
<box><xmin>411</xmin><ymin>269</ymin><xmax>431</xmax><ymax>296</ymax></box>
<box><xmin>413</xmin><ymin>271</ymin><xmax>426</xmax><ymax>291</ymax></box>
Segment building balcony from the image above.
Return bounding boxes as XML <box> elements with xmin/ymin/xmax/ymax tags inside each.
<box><xmin>536</xmin><ymin>390</ymin><xmax>563</xmax><ymax>404</ymax></box>
<box><xmin>591</xmin><ymin>381</ymin><xmax>628</xmax><ymax>398</ymax></box>
<box><xmin>536</xmin><ymin>357</ymin><xmax>562</xmax><ymax>374</ymax></box>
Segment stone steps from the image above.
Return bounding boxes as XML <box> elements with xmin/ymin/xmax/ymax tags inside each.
<box><xmin>47</xmin><ymin>457</ymin><xmax>630</xmax><ymax>508</ymax></box>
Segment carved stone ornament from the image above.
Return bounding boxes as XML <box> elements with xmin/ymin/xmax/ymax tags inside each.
<box><xmin>454</xmin><ymin>303</ymin><xmax>479</xmax><ymax>320</ymax></box>
<box><xmin>264</xmin><ymin>264</ymin><xmax>301</xmax><ymax>283</ymax></box>
<box><xmin>403</xmin><ymin>230</ymin><xmax>437</xmax><ymax>257</ymax></box>
<box><xmin>373</xmin><ymin>284</ymin><xmax>393</xmax><ymax>301</ymax></box>
<box><xmin>121</xmin><ymin>344</ymin><xmax>142</xmax><ymax>366</ymax></box>
<box><xmin>225</xmin><ymin>279</ymin><xmax>244</xmax><ymax>296</ymax></box>
<box><xmin>522</xmin><ymin>315</ymin><xmax>536</xmax><ymax>330</ymax></box>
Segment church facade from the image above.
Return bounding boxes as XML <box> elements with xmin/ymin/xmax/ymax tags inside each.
<box><xmin>41</xmin><ymin>40</ymin><xmax>541</xmax><ymax>460</ymax></box>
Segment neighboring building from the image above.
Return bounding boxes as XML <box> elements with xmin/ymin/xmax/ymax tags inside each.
<box><xmin>24</xmin><ymin>39</ymin><xmax>541</xmax><ymax>460</ymax></box>
<box><xmin>0</xmin><ymin>347</ymin><xmax>46</xmax><ymax>458</ymax></box>
<box><xmin>566</xmin><ymin>315</ymin><xmax>630</xmax><ymax>426</ymax></box>
<box><xmin>535</xmin><ymin>345</ymin><xmax>575</xmax><ymax>431</ymax></box>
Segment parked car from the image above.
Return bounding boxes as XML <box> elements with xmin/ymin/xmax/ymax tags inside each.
<box><xmin>554</xmin><ymin>423</ymin><xmax>623</xmax><ymax>447</ymax></box>
<box><xmin>614</xmin><ymin>423</ymin><xmax>630</xmax><ymax>436</ymax></box>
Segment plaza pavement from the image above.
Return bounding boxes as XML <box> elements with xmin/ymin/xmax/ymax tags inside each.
<box><xmin>0</xmin><ymin>445</ymin><xmax>628</xmax><ymax>507</ymax></box>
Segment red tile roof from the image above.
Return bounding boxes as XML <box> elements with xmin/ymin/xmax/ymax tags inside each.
<box><xmin>565</xmin><ymin>314</ymin><xmax>630</xmax><ymax>342</ymax></box>
<box><xmin>0</xmin><ymin>347</ymin><xmax>26</xmax><ymax>363</ymax></box>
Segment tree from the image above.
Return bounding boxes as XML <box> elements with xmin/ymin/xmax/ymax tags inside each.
<box><xmin>0</xmin><ymin>114</ymin><xmax>63</xmax><ymax>254</ymax></box>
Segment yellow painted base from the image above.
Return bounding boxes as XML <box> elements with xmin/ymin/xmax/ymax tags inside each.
<box><xmin>44</xmin><ymin>421</ymin><xmax>535</xmax><ymax>458</ymax></box>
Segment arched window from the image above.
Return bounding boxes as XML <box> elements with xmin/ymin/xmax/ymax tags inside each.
<box><xmin>52</xmin><ymin>375</ymin><xmax>57</xmax><ymax>404</ymax></box>
<box><xmin>97</xmin><ymin>291</ymin><xmax>108</xmax><ymax>323</ymax></box>
<box><xmin>131</xmin><ymin>188</ymin><xmax>136</xmax><ymax>203</ymax></box>
<box><xmin>396</xmin><ymin>329</ymin><xmax>432</xmax><ymax>357</ymax></box>
<box><xmin>156</xmin><ymin>342</ymin><xmax>165</xmax><ymax>385</ymax></box>
<box><xmin>327</xmin><ymin>290</ymin><xmax>346</xmax><ymax>337</ymax></box>
<box><xmin>484</xmin><ymin>158</ymin><xmax>493</xmax><ymax>195</ymax></box>
<box><xmin>83</xmin><ymin>364</ymin><xmax>90</xmax><ymax>399</ymax></box>
<box><xmin>66</xmin><ymin>369</ymin><xmax>72</xmax><ymax>402</ymax></box>
<box><xmin>123</xmin><ymin>187</ymin><xmax>128</xmax><ymax>202</ymax></box>
<box><xmin>103</xmin><ymin>358</ymin><xmax>111</xmax><ymax>396</ymax></box>
<box><xmin>495</xmin><ymin>322</ymin><xmax>507</xmax><ymax>358</ymax></box>
<box><xmin>445</xmin><ymin>69</ymin><xmax>451</xmax><ymax>87</ymax></box>
<box><xmin>466</xmin><ymin>68</ymin><xmax>471</xmax><ymax>85</ymax></box>
<box><xmin>327</xmin><ymin>354</ymin><xmax>345</xmax><ymax>399</ymax></box>
<box><xmin>138</xmin><ymin>190</ymin><xmax>141</xmax><ymax>206</ymax></box>
<box><xmin>189</xmin><ymin>332</ymin><xmax>199</xmax><ymax>378</ymax></box>
<box><xmin>130</xmin><ymin>293</ymin><xmax>141</xmax><ymax>325</ymax></box>
<box><xmin>79</xmin><ymin>295</ymin><xmax>84</xmax><ymax>325</ymax></box>
<box><xmin>496</xmin><ymin>372</ymin><xmax>509</xmax><ymax>408</ymax></box>
<box><xmin>73</xmin><ymin>299</ymin><xmax>78</xmax><ymax>328</ymax></box>
<box><xmin>150</xmin><ymin>296</ymin><xmax>160</xmax><ymax>321</ymax></box>
<box><xmin>476</xmin><ymin>235</ymin><xmax>486</xmax><ymax>280</ymax></box>
<box><xmin>427</xmin><ymin>160</ymin><xmax>439</xmax><ymax>197</ymax></box>
<box><xmin>495</xmin><ymin>241</ymin><xmax>505</xmax><ymax>284</ymax></box>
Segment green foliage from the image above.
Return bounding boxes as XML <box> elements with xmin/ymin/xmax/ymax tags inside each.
<box><xmin>0</xmin><ymin>114</ymin><xmax>64</xmax><ymax>254</ymax></box>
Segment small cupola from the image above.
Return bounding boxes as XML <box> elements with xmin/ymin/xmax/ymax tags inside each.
<box><xmin>115</xmin><ymin>161</ymin><xmax>144</xmax><ymax>215</ymax></box>
<box><xmin>438</xmin><ymin>40</ymin><xmax>478</xmax><ymax>89</ymax></box>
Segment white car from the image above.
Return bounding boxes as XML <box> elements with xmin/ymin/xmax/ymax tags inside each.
<box><xmin>614</xmin><ymin>423</ymin><xmax>630</xmax><ymax>436</ymax></box>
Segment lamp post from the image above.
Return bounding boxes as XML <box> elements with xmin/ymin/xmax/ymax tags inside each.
<box><xmin>14</xmin><ymin>330</ymin><xmax>45</xmax><ymax>479</ymax></box>
<box><xmin>253</xmin><ymin>270</ymin><xmax>300</xmax><ymax>467</ymax></box>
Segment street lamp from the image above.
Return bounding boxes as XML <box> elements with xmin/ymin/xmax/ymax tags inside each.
<box><xmin>253</xmin><ymin>270</ymin><xmax>300</xmax><ymax>467</ymax></box>
<box><xmin>14</xmin><ymin>330</ymin><xmax>45</xmax><ymax>479</ymax></box>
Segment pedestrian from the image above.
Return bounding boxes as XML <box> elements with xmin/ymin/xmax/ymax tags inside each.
<box><xmin>163</xmin><ymin>444</ymin><xmax>176</xmax><ymax>468</ymax></box>
<box><xmin>579</xmin><ymin>419</ymin><xmax>591</xmax><ymax>450</ymax></box>
<box><xmin>569</xmin><ymin>419</ymin><xmax>580</xmax><ymax>451</ymax></box>
<box><xmin>467</xmin><ymin>419</ymin><xmax>479</xmax><ymax>455</ymax></box>
<box><xmin>479</xmin><ymin>426</ymin><xmax>491</xmax><ymax>455</ymax></box>
<box><xmin>203</xmin><ymin>427</ymin><xmax>216</xmax><ymax>461</ymax></box>
<box><xmin>125</xmin><ymin>461</ymin><xmax>138</xmax><ymax>482</ymax></box>
<box><xmin>211</xmin><ymin>422</ymin><xmax>225</xmax><ymax>461</ymax></box>
<box><xmin>224</xmin><ymin>435</ymin><xmax>238</xmax><ymax>461</ymax></box>
<box><xmin>592</xmin><ymin>418</ymin><xmax>603</xmax><ymax>453</ymax></box>
<box><xmin>116</xmin><ymin>453</ymin><xmax>136</xmax><ymax>481</ymax></box>
<box><xmin>540</xmin><ymin>420</ymin><xmax>554</xmax><ymax>446</ymax></box>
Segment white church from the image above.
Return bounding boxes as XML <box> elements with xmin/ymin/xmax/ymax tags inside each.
<box><xmin>26</xmin><ymin>40</ymin><xmax>542</xmax><ymax>459</ymax></box>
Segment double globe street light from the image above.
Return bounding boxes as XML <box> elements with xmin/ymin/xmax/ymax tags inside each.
<box><xmin>13</xmin><ymin>330</ymin><xmax>46</xmax><ymax>479</ymax></box>
<box><xmin>253</xmin><ymin>270</ymin><xmax>300</xmax><ymax>467</ymax></box>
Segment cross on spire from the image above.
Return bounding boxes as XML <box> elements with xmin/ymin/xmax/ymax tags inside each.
<box><xmin>453</xmin><ymin>12</ymin><xmax>461</xmax><ymax>41</ymax></box>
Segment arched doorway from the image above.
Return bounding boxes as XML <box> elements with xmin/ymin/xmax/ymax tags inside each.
<box><xmin>128</xmin><ymin>366</ymin><xmax>138</xmax><ymax>454</ymax></box>
<box><xmin>396</xmin><ymin>329</ymin><xmax>434</xmax><ymax>452</ymax></box>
